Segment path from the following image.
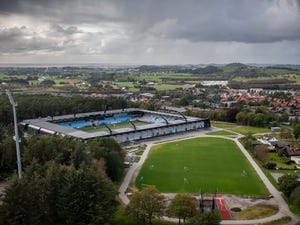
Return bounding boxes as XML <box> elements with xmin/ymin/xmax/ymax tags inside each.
<box><xmin>119</xmin><ymin>141</ymin><xmax>153</xmax><ymax>205</ymax></box>
<box><xmin>222</xmin><ymin>137</ymin><xmax>299</xmax><ymax>225</ymax></box>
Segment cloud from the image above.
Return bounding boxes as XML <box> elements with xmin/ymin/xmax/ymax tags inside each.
<box><xmin>0</xmin><ymin>0</ymin><xmax>300</xmax><ymax>64</ymax></box>
<box><xmin>1</xmin><ymin>0</ymin><xmax>300</xmax><ymax>43</ymax></box>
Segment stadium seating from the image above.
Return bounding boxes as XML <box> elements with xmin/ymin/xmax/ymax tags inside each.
<box><xmin>58</xmin><ymin>114</ymin><xmax>136</xmax><ymax>129</ymax></box>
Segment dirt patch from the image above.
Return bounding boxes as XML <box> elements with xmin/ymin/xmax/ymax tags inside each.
<box><xmin>234</xmin><ymin>204</ymin><xmax>278</xmax><ymax>220</ymax></box>
<box><xmin>223</xmin><ymin>195</ymin><xmax>278</xmax><ymax>220</ymax></box>
<box><xmin>223</xmin><ymin>194</ymin><xmax>277</xmax><ymax>211</ymax></box>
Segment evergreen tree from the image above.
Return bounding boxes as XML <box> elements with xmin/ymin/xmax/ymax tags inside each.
<box><xmin>0</xmin><ymin>162</ymin><xmax>117</xmax><ymax>225</ymax></box>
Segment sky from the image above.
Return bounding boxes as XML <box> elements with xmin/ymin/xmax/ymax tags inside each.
<box><xmin>0</xmin><ymin>0</ymin><xmax>300</xmax><ymax>65</ymax></box>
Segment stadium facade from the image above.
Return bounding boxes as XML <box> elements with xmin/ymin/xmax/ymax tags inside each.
<box><xmin>21</xmin><ymin>108</ymin><xmax>210</xmax><ymax>143</ymax></box>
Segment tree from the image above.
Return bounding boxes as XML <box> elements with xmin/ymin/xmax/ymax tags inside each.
<box><xmin>226</xmin><ymin>107</ymin><xmax>240</xmax><ymax>123</ymax></box>
<box><xmin>41</xmin><ymin>79</ymin><xmax>55</xmax><ymax>87</ymax></box>
<box><xmin>167</xmin><ymin>194</ymin><xmax>197</xmax><ymax>224</ymax></box>
<box><xmin>280</xmin><ymin>128</ymin><xmax>293</xmax><ymax>140</ymax></box>
<box><xmin>242</xmin><ymin>133</ymin><xmax>256</xmax><ymax>152</ymax></box>
<box><xmin>105</xmin><ymin>150</ymin><xmax>124</xmax><ymax>182</ymax></box>
<box><xmin>186</xmin><ymin>212</ymin><xmax>221</xmax><ymax>225</ymax></box>
<box><xmin>127</xmin><ymin>186</ymin><xmax>165</xmax><ymax>224</ymax></box>
<box><xmin>236</xmin><ymin>111</ymin><xmax>247</xmax><ymax>125</ymax></box>
<box><xmin>278</xmin><ymin>174</ymin><xmax>297</xmax><ymax>197</ymax></box>
<box><xmin>291</xmin><ymin>186</ymin><xmax>300</xmax><ymax>208</ymax></box>
<box><xmin>0</xmin><ymin>162</ymin><xmax>117</xmax><ymax>225</ymax></box>
<box><xmin>87</xmin><ymin>138</ymin><xmax>124</xmax><ymax>182</ymax></box>
<box><xmin>0</xmin><ymin>137</ymin><xmax>17</xmax><ymax>176</ymax></box>
<box><xmin>294</xmin><ymin>125</ymin><xmax>300</xmax><ymax>140</ymax></box>
<box><xmin>253</xmin><ymin>113</ymin><xmax>266</xmax><ymax>127</ymax></box>
<box><xmin>70</xmin><ymin>142</ymin><xmax>89</xmax><ymax>169</ymax></box>
<box><xmin>280</xmin><ymin>112</ymin><xmax>289</xmax><ymax>122</ymax></box>
<box><xmin>264</xmin><ymin>162</ymin><xmax>277</xmax><ymax>170</ymax></box>
<box><xmin>22</xmin><ymin>136</ymin><xmax>125</xmax><ymax>183</ymax></box>
<box><xmin>254</xmin><ymin>145</ymin><xmax>269</xmax><ymax>164</ymax></box>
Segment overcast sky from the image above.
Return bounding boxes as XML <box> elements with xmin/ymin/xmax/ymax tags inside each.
<box><xmin>0</xmin><ymin>0</ymin><xmax>300</xmax><ymax>65</ymax></box>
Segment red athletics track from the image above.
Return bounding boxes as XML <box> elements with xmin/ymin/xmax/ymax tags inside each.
<box><xmin>216</xmin><ymin>194</ymin><xmax>231</xmax><ymax>220</ymax></box>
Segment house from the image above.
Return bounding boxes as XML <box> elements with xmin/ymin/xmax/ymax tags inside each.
<box><xmin>283</xmin><ymin>146</ymin><xmax>300</xmax><ymax>157</ymax></box>
<box><xmin>271</xmin><ymin>141</ymin><xmax>291</xmax><ymax>150</ymax></box>
<box><xmin>221</xmin><ymin>101</ymin><xmax>237</xmax><ymax>108</ymax></box>
<box><xmin>271</xmin><ymin>127</ymin><xmax>281</xmax><ymax>132</ymax></box>
<box><xmin>258</xmin><ymin>136</ymin><xmax>278</xmax><ymax>146</ymax></box>
<box><xmin>140</xmin><ymin>93</ymin><xmax>155</xmax><ymax>101</ymax></box>
<box><xmin>291</xmin><ymin>156</ymin><xmax>300</xmax><ymax>169</ymax></box>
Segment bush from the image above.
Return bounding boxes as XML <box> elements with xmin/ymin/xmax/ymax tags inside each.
<box><xmin>264</xmin><ymin>162</ymin><xmax>277</xmax><ymax>170</ymax></box>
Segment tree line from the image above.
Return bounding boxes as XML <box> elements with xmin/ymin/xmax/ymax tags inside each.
<box><xmin>0</xmin><ymin>94</ymin><xmax>131</xmax><ymax>125</ymax></box>
<box><xmin>113</xmin><ymin>186</ymin><xmax>220</xmax><ymax>225</ymax></box>
<box><xmin>186</xmin><ymin>106</ymin><xmax>293</xmax><ymax>128</ymax></box>
<box><xmin>0</xmin><ymin>93</ymin><xmax>136</xmax><ymax>225</ymax></box>
<box><xmin>0</xmin><ymin>136</ymin><xmax>124</xmax><ymax>225</ymax></box>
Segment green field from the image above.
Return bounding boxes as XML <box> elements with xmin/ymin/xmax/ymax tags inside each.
<box><xmin>211</xmin><ymin>121</ymin><xmax>270</xmax><ymax>135</ymax></box>
<box><xmin>136</xmin><ymin>137</ymin><xmax>268</xmax><ymax>196</ymax></box>
<box><xmin>232</xmin><ymin>73</ymin><xmax>300</xmax><ymax>84</ymax></box>
<box><xmin>206</xmin><ymin>130</ymin><xmax>237</xmax><ymax>136</ymax></box>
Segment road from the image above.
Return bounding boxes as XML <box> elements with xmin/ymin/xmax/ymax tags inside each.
<box><xmin>118</xmin><ymin>129</ymin><xmax>300</xmax><ymax>225</ymax></box>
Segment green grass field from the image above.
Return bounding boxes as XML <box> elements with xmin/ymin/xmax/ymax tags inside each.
<box><xmin>206</xmin><ymin>130</ymin><xmax>237</xmax><ymax>136</ymax></box>
<box><xmin>136</xmin><ymin>137</ymin><xmax>268</xmax><ymax>196</ymax></box>
<box><xmin>211</xmin><ymin>121</ymin><xmax>270</xmax><ymax>135</ymax></box>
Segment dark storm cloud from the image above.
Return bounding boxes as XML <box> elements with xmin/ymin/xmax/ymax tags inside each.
<box><xmin>50</xmin><ymin>24</ymin><xmax>83</xmax><ymax>35</ymax></box>
<box><xmin>0</xmin><ymin>0</ymin><xmax>55</xmax><ymax>14</ymax></box>
<box><xmin>0</xmin><ymin>26</ymin><xmax>68</xmax><ymax>53</ymax></box>
<box><xmin>0</xmin><ymin>26</ymin><xmax>27</xmax><ymax>42</ymax></box>
<box><xmin>0</xmin><ymin>0</ymin><xmax>299</xmax><ymax>43</ymax></box>
<box><xmin>0</xmin><ymin>0</ymin><xmax>300</xmax><ymax>63</ymax></box>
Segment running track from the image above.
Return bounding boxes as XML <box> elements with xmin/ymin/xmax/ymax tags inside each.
<box><xmin>216</xmin><ymin>194</ymin><xmax>231</xmax><ymax>220</ymax></box>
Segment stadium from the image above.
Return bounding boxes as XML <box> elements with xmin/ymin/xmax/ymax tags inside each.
<box><xmin>21</xmin><ymin>108</ymin><xmax>210</xmax><ymax>142</ymax></box>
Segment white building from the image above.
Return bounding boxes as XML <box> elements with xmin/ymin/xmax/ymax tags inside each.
<box><xmin>291</xmin><ymin>156</ymin><xmax>300</xmax><ymax>169</ymax></box>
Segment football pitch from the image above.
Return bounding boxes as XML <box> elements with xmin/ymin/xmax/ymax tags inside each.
<box><xmin>136</xmin><ymin>137</ymin><xmax>268</xmax><ymax>196</ymax></box>
<box><xmin>80</xmin><ymin>121</ymin><xmax>149</xmax><ymax>133</ymax></box>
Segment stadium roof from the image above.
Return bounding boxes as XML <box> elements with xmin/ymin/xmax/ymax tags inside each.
<box><xmin>21</xmin><ymin>108</ymin><xmax>206</xmax><ymax>140</ymax></box>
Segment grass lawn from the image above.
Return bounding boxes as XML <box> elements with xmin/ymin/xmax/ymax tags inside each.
<box><xmin>153</xmin><ymin>84</ymin><xmax>195</xmax><ymax>91</ymax></box>
<box><xmin>206</xmin><ymin>130</ymin><xmax>237</xmax><ymax>136</ymax></box>
<box><xmin>114</xmin><ymin>82</ymin><xmax>139</xmax><ymax>92</ymax></box>
<box><xmin>233</xmin><ymin>76</ymin><xmax>277</xmax><ymax>82</ymax></box>
<box><xmin>80</xmin><ymin>121</ymin><xmax>149</xmax><ymax>133</ymax></box>
<box><xmin>0</xmin><ymin>73</ymin><xmax>9</xmax><ymax>79</ymax></box>
<box><xmin>235</xmin><ymin>205</ymin><xmax>278</xmax><ymax>220</ymax></box>
<box><xmin>268</xmin><ymin>153</ymin><xmax>296</xmax><ymax>170</ymax></box>
<box><xmin>211</xmin><ymin>121</ymin><xmax>270</xmax><ymax>135</ymax></box>
<box><xmin>259</xmin><ymin>217</ymin><xmax>291</xmax><ymax>225</ymax></box>
<box><xmin>136</xmin><ymin>137</ymin><xmax>268</xmax><ymax>196</ymax></box>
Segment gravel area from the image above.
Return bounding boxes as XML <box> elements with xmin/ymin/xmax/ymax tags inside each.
<box><xmin>270</xmin><ymin>172</ymin><xmax>284</xmax><ymax>183</ymax></box>
<box><xmin>223</xmin><ymin>194</ymin><xmax>277</xmax><ymax>212</ymax></box>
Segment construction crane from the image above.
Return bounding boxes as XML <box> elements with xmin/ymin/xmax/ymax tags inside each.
<box><xmin>5</xmin><ymin>90</ymin><xmax>22</xmax><ymax>178</ymax></box>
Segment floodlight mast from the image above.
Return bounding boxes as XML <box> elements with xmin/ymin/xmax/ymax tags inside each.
<box><xmin>5</xmin><ymin>90</ymin><xmax>22</xmax><ymax>178</ymax></box>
